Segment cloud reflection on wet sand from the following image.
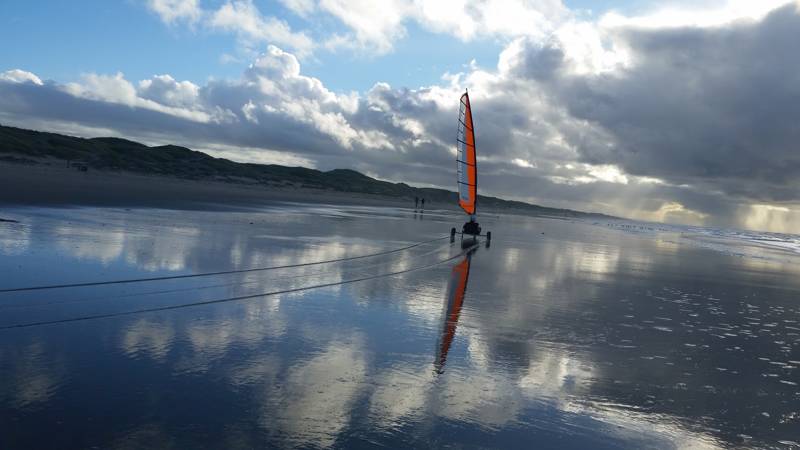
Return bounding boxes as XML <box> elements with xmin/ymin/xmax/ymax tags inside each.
<box><xmin>0</xmin><ymin>206</ymin><xmax>798</xmax><ymax>448</ymax></box>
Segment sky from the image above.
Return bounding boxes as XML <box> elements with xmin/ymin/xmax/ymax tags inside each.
<box><xmin>2</xmin><ymin>0</ymin><xmax>800</xmax><ymax>233</ymax></box>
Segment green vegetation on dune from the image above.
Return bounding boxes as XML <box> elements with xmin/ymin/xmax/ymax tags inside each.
<box><xmin>0</xmin><ymin>124</ymin><xmax>610</xmax><ymax>218</ymax></box>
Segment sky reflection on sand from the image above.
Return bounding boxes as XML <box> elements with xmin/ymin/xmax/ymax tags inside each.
<box><xmin>0</xmin><ymin>205</ymin><xmax>798</xmax><ymax>448</ymax></box>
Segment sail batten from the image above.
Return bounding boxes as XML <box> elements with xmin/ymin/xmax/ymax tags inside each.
<box><xmin>456</xmin><ymin>92</ymin><xmax>477</xmax><ymax>215</ymax></box>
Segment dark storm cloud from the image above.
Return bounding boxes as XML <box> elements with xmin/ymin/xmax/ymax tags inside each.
<box><xmin>547</xmin><ymin>4</ymin><xmax>800</xmax><ymax>204</ymax></box>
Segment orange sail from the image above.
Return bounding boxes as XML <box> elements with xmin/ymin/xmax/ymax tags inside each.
<box><xmin>435</xmin><ymin>252</ymin><xmax>472</xmax><ymax>374</ymax></box>
<box><xmin>456</xmin><ymin>92</ymin><xmax>477</xmax><ymax>215</ymax></box>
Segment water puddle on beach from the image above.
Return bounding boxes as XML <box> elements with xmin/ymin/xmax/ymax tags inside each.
<box><xmin>0</xmin><ymin>204</ymin><xmax>799</xmax><ymax>448</ymax></box>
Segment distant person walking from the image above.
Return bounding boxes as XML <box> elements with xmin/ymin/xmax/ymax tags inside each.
<box><xmin>415</xmin><ymin>196</ymin><xmax>419</xmax><ymax>209</ymax></box>
<box><xmin>421</xmin><ymin>198</ymin><xmax>425</xmax><ymax>209</ymax></box>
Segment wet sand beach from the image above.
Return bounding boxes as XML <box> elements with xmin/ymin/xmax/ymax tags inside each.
<box><xmin>0</xmin><ymin>203</ymin><xmax>798</xmax><ymax>448</ymax></box>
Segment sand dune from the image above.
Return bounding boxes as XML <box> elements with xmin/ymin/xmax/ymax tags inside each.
<box><xmin>0</xmin><ymin>162</ymin><xmax>428</xmax><ymax>210</ymax></box>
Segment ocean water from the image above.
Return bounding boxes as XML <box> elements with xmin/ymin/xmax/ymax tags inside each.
<box><xmin>0</xmin><ymin>204</ymin><xmax>798</xmax><ymax>449</ymax></box>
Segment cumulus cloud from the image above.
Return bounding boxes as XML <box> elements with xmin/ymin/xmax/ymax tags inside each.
<box><xmin>311</xmin><ymin>0</ymin><xmax>568</xmax><ymax>54</ymax></box>
<box><xmin>138</xmin><ymin>75</ymin><xmax>200</xmax><ymax>108</ymax></box>
<box><xmin>145</xmin><ymin>0</ymin><xmax>314</xmax><ymax>57</ymax></box>
<box><xmin>146</xmin><ymin>0</ymin><xmax>568</xmax><ymax>57</ymax></box>
<box><xmin>278</xmin><ymin>0</ymin><xmax>316</xmax><ymax>18</ymax></box>
<box><xmin>317</xmin><ymin>0</ymin><xmax>411</xmax><ymax>54</ymax></box>
<box><xmin>599</xmin><ymin>0</ymin><xmax>794</xmax><ymax>29</ymax></box>
<box><xmin>412</xmin><ymin>0</ymin><xmax>567</xmax><ymax>41</ymax></box>
<box><xmin>209</xmin><ymin>0</ymin><xmax>314</xmax><ymax>57</ymax></box>
<box><xmin>0</xmin><ymin>69</ymin><xmax>43</xmax><ymax>85</ymax></box>
<box><xmin>61</xmin><ymin>72</ymin><xmax>218</xmax><ymax>123</ymax></box>
<box><xmin>146</xmin><ymin>0</ymin><xmax>202</xmax><ymax>24</ymax></box>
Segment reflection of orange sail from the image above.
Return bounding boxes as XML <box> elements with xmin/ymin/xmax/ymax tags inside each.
<box><xmin>456</xmin><ymin>92</ymin><xmax>477</xmax><ymax>216</ymax></box>
<box><xmin>435</xmin><ymin>252</ymin><xmax>472</xmax><ymax>374</ymax></box>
